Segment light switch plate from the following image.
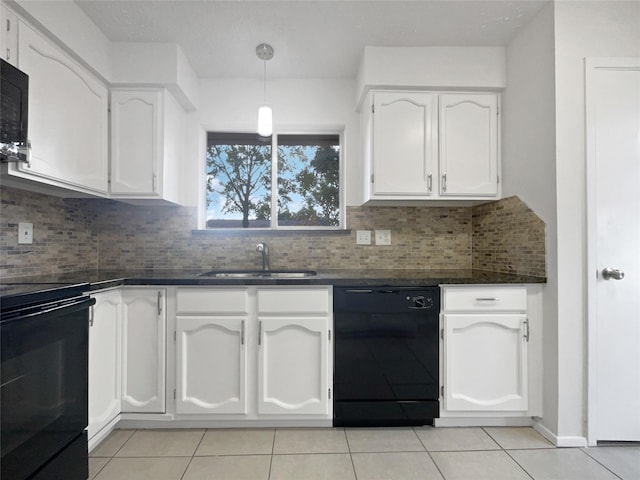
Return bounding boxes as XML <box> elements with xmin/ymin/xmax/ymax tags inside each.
<box><xmin>375</xmin><ymin>229</ymin><xmax>391</xmax><ymax>245</ymax></box>
<box><xmin>356</xmin><ymin>230</ymin><xmax>371</xmax><ymax>245</ymax></box>
<box><xmin>18</xmin><ymin>222</ymin><xmax>33</xmax><ymax>244</ymax></box>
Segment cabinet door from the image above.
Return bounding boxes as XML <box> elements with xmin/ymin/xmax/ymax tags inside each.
<box><xmin>439</xmin><ymin>94</ymin><xmax>498</xmax><ymax>197</ymax></box>
<box><xmin>176</xmin><ymin>316</ymin><xmax>248</xmax><ymax>414</ymax></box>
<box><xmin>121</xmin><ymin>289</ymin><xmax>166</xmax><ymax>413</ymax></box>
<box><xmin>16</xmin><ymin>22</ymin><xmax>108</xmax><ymax>194</ymax></box>
<box><xmin>1</xmin><ymin>5</ymin><xmax>18</xmax><ymax>66</ymax></box>
<box><xmin>89</xmin><ymin>291</ymin><xmax>121</xmax><ymax>439</ymax></box>
<box><xmin>110</xmin><ymin>89</ymin><xmax>161</xmax><ymax>196</ymax></box>
<box><xmin>258</xmin><ymin>316</ymin><xmax>330</xmax><ymax>415</ymax></box>
<box><xmin>372</xmin><ymin>91</ymin><xmax>437</xmax><ymax>197</ymax></box>
<box><xmin>443</xmin><ymin>313</ymin><xmax>528</xmax><ymax>411</ymax></box>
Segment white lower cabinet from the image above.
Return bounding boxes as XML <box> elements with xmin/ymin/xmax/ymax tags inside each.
<box><xmin>441</xmin><ymin>285</ymin><xmax>540</xmax><ymax>417</ymax></box>
<box><xmin>121</xmin><ymin>288</ymin><xmax>166</xmax><ymax>413</ymax></box>
<box><xmin>176</xmin><ymin>316</ymin><xmax>248</xmax><ymax>414</ymax></box>
<box><xmin>443</xmin><ymin>313</ymin><xmax>528</xmax><ymax>411</ymax></box>
<box><xmin>257</xmin><ymin>288</ymin><xmax>331</xmax><ymax>416</ymax></box>
<box><xmin>174</xmin><ymin>286</ymin><xmax>332</xmax><ymax>420</ymax></box>
<box><xmin>88</xmin><ymin>290</ymin><xmax>122</xmax><ymax>440</ymax></box>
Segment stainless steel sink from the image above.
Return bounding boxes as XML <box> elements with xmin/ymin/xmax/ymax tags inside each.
<box><xmin>199</xmin><ymin>270</ymin><xmax>317</xmax><ymax>278</ymax></box>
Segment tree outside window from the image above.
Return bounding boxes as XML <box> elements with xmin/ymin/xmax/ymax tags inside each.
<box><xmin>205</xmin><ymin>132</ymin><xmax>341</xmax><ymax>229</ymax></box>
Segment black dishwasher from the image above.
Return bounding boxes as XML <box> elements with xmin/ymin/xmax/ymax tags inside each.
<box><xmin>333</xmin><ymin>286</ymin><xmax>440</xmax><ymax>427</ymax></box>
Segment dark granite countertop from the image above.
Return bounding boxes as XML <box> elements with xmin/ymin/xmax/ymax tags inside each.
<box><xmin>0</xmin><ymin>269</ymin><xmax>545</xmax><ymax>294</ymax></box>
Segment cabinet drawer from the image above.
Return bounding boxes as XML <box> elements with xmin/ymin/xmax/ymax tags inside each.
<box><xmin>443</xmin><ymin>286</ymin><xmax>527</xmax><ymax>312</ymax></box>
<box><xmin>258</xmin><ymin>288</ymin><xmax>330</xmax><ymax>314</ymax></box>
<box><xmin>176</xmin><ymin>288</ymin><xmax>248</xmax><ymax>314</ymax></box>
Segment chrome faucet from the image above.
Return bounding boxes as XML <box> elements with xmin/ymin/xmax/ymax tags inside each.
<box><xmin>256</xmin><ymin>242</ymin><xmax>270</xmax><ymax>272</ymax></box>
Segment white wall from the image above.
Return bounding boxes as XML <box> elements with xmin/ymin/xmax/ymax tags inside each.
<box><xmin>552</xmin><ymin>0</ymin><xmax>640</xmax><ymax>442</ymax></box>
<box><xmin>194</xmin><ymin>77</ymin><xmax>362</xmax><ymax>209</ymax></box>
<box><xmin>356</xmin><ymin>46</ymin><xmax>506</xmax><ymax>107</ymax></box>
<box><xmin>502</xmin><ymin>2</ymin><xmax>558</xmax><ymax>436</ymax></box>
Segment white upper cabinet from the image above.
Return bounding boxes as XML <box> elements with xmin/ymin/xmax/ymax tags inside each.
<box><xmin>13</xmin><ymin>21</ymin><xmax>109</xmax><ymax>195</ymax></box>
<box><xmin>371</xmin><ymin>92</ymin><xmax>437</xmax><ymax>197</ymax></box>
<box><xmin>1</xmin><ymin>5</ymin><xmax>18</xmax><ymax>66</ymax></box>
<box><xmin>439</xmin><ymin>94</ymin><xmax>499</xmax><ymax>197</ymax></box>
<box><xmin>362</xmin><ymin>90</ymin><xmax>500</xmax><ymax>203</ymax></box>
<box><xmin>110</xmin><ymin>88</ymin><xmax>184</xmax><ymax>204</ymax></box>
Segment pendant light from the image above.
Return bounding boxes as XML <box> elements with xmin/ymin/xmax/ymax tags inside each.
<box><xmin>256</xmin><ymin>43</ymin><xmax>274</xmax><ymax>137</ymax></box>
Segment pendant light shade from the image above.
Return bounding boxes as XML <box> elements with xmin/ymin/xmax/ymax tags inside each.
<box><xmin>258</xmin><ymin>105</ymin><xmax>272</xmax><ymax>137</ymax></box>
<box><xmin>256</xmin><ymin>43</ymin><xmax>274</xmax><ymax>137</ymax></box>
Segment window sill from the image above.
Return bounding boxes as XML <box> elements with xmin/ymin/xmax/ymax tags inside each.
<box><xmin>192</xmin><ymin>229</ymin><xmax>351</xmax><ymax>237</ymax></box>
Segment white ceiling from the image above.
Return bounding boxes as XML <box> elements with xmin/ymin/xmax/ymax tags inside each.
<box><xmin>75</xmin><ymin>0</ymin><xmax>550</xmax><ymax>79</ymax></box>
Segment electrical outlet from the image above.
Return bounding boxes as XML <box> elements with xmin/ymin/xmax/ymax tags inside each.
<box><xmin>356</xmin><ymin>230</ymin><xmax>371</xmax><ymax>245</ymax></box>
<box><xmin>375</xmin><ymin>229</ymin><xmax>391</xmax><ymax>245</ymax></box>
<box><xmin>18</xmin><ymin>222</ymin><xmax>33</xmax><ymax>244</ymax></box>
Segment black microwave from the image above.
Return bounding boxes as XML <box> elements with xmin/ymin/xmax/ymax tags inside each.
<box><xmin>1</xmin><ymin>58</ymin><xmax>29</xmax><ymax>164</ymax></box>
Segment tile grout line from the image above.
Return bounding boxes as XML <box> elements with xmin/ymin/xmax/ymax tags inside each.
<box><xmin>177</xmin><ymin>428</ymin><xmax>207</xmax><ymax>480</ymax></box>
<box><xmin>578</xmin><ymin>448</ymin><xmax>625</xmax><ymax>480</ymax></box>
<box><xmin>267</xmin><ymin>427</ymin><xmax>276</xmax><ymax>480</ymax></box>
<box><xmin>503</xmin><ymin>449</ymin><xmax>539</xmax><ymax>480</ymax></box>
<box><xmin>413</xmin><ymin>426</ymin><xmax>448</xmax><ymax>480</ymax></box>
<box><xmin>90</xmin><ymin>429</ymin><xmax>137</xmax><ymax>480</ymax></box>
<box><xmin>344</xmin><ymin>428</ymin><xmax>360</xmax><ymax>480</ymax></box>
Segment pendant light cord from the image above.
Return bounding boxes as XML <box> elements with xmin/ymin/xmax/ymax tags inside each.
<box><xmin>263</xmin><ymin>59</ymin><xmax>267</xmax><ymax>103</ymax></box>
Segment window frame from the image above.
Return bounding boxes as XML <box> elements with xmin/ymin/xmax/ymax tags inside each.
<box><xmin>200</xmin><ymin>128</ymin><xmax>346</xmax><ymax>231</ymax></box>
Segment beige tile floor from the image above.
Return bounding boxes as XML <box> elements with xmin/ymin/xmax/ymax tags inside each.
<box><xmin>89</xmin><ymin>427</ymin><xmax>640</xmax><ymax>480</ymax></box>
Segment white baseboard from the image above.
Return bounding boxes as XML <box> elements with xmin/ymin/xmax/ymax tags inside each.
<box><xmin>533</xmin><ymin>420</ymin><xmax>588</xmax><ymax>447</ymax></box>
<box><xmin>434</xmin><ymin>417</ymin><xmax>533</xmax><ymax>427</ymax></box>
<box><xmin>88</xmin><ymin>415</ymin><xmax>121</xmax><ymax>452</ymax></box>
<box><xmin>117</xmin><ymin>418</ymin><xmax>333</xmax><ymax>429</ymax></box>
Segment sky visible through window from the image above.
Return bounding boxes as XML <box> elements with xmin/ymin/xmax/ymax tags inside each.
<box><xmin>206</xmin><ymin>133</ymin><xmax>339</xmax><ymax>228</ymax></box>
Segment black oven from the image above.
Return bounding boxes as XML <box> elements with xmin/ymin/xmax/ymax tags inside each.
<box><xmin>333</xmin><ymin>286</ymin><xmax>440</xmax><ymax>427</ymax></box>
<box><xmin>1</xmin><ymin>284</ymin><xmax>94</xmax><ymax>480</ymax></box>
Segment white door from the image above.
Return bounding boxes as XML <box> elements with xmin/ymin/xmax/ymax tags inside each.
<box><xmin>258</xmin><ymin>316</ymin><xmax>330</xmax><ymax>415</ymax></box>
<box><xmin>587</xmin><ymin>59</ymin><xmax>640</xmax><ymax>443</ymax></box>
<box><xmin>176</xmin><ymin>316</ymin><xmax>247</xmax><ymax>414</ymax></box>
<box><xmin>372</xmin><ymin>91</ymin><xmax>437</xmax><ymax>197</ymax></box>
<box><xmin>439</xmin><ymin>94</ymin><xmax>498</xmax><ymax>197</ymax></box>
<box><xmin>443</xmin><ymin>313</ymin><xmax>528</xmax><ymax>412</ymax></box>
<box><xmin>88</xmin><ymin>291</ymin><xmax>121</xmax><ymax>439</ymax></box>
<box><xmin>121</xmin><ymin>289</ymin><xmax>166</xmax><ymax>413</ymax></box>
<box><xmin>16</xmin><ymin>22</ymin><xmax>108</xmax><ymax>194</ymax></box>
<box><xmin>110</xmin><ymin>89</ymin><xmax>161</xmax><ymax>196</ymax></box>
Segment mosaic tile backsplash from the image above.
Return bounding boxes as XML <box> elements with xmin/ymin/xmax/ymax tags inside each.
<box><xmin>0</xmin><ymin>186</ymin><xmax>545</xmax><ymax>279</ymax></box>
<box><xmin>1</xmin><ymin>187</ymin><xmax>98</xmax><ymax>278</ymax></box>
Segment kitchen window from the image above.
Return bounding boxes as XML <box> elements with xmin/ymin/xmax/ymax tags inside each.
<box><xmin>205</xmin><ymin>132</ymin><xmax>343</xmax><ymax>230</ymax></box>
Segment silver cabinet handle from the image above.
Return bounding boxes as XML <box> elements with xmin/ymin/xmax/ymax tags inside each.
<box><xmin>602</xmin><ymin>268</ymin><xmax>624</xmax><ymax>280</ymax></box>
<box><xmin>89</xmin><ymin>305</ymin><xmax>94</xmax><ymax>327</ymax></box>
<box><xmin>241</xmin><ymin>320</ymin><xmax>245</xmax><ymax>346</ymax></box>
<box><xmin>476</xmin><ymin>297</ymin><xmax>498</xmax><ymax>302</ymax></box>
<box><xmin>258</xmin><ymin>321</ymin><xmax>262</xmax><ymax>346</ymax></box>
<box><xmin>427</xmin><ymin>173</ymin><xmax>433</xmax><ymax>192</ymax></box>
<box><xmin>523</xmin><ymin>318</ymin><xmax>530</xmax><ymax>342</ymax></box>
<box><xmin>442</xmin><ymin>173</ymin><xmax>447</xmax><ymax>192</ymax></box>
<box><xmin>157</xmin><ymin>291</ymin><xmax>163</xmax><ymax>315</ymax></box>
